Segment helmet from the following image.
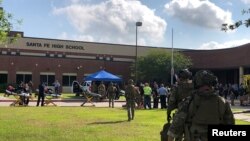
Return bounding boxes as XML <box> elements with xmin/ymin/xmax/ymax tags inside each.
<box><xmin>128</xmin><ymin>79</ymin><xmax>134</xmax><ymax>84</ymax></box>
<box><xmin>178</xmin><ymin>69</ymin><xmax>192</xmax><ymax>80</ymax></box>
<box><xmin>109</xmin><ymin>82</ymin><xmax>113</xmax><ymax>86</ymax></box>
<box><xmin>194</xmin><ymin>70</ymin><xmax>218</xmax><ymax>88</ymax></box>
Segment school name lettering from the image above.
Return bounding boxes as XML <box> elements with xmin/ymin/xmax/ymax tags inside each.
<box><xmin>26</xmin><ymin>42</ymin><xmax>85</xmax><ymax>50</ymax></box>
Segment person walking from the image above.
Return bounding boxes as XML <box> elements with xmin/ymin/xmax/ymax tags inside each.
<box><xmin>125</xmin><ymin>79</ymin><xmax>136</xmax><ymax>121</ymax></box>
<box><xmin>37</xmin><ymin>82</ymin><xmax>45</xmax><ymax>106</ymax></box>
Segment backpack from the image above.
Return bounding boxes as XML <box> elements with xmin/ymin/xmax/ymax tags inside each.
<box><xmin>175</xmin><ymin>82</ymin><xmax>194</xmax><ymax>105</ymax></box>
<box><xmin>125</xmin><ymin>85</ymin><xmax>136</xmax><ymax>99</ymax></box>
<box><xmin>186</xmin><ymin>90</ymin><xmax>226</xmax><ymax>138</ymax></box>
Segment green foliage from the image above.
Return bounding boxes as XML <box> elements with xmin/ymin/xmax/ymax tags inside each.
<box><xmin>222</xmin><ymin>8</ymin><xmax>250</xmax><ymax>31</ymax></box>
<box><xmin>137</xmin><ymin>50</ymin><xmax>192</xmax><ymax>83</ymax></box>
<box><xmin>0</xmin><ymin>0</ymin><xmax>22</xmax><ymax>45</ymax></box>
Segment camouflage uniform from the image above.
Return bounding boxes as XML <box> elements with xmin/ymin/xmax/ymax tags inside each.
<box><xmin>167</xmin><ymin>70</ymin><xmax>235</xmax><ymax>141</ymax></box>
<box><xmin>167</xmin><ymin>69</ymin><xmax>193</xmax><ymax>141</ymax></box>
<box><xmin>125</xmin><ymin>79</ymin><xmax>136</xmax><ymax>121</ymax></box>
<box><xmin>98</xmin><ymin>82</ymin><xmax>106</xmax><ymax>99</ymax></box>
<box><xmin>107</xmin><ymin>82</ymin><xmax>117</xmax><ymax>108</ymax></box>
<box><xmin>168</xmin><ymin>69</ymin><xmax>193</xmax><ymax>116</ymax></box>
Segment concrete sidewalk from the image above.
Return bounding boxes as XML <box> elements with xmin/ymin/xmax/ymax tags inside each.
<box><xmin>1</xmin><ymin>96</ymin><xmax>250</xmax><ymax>123</ymax></box>
<box><xmin>0</xmin><ymin>96</ymin><xmax>126</xmax><ymax>107</ymax></box>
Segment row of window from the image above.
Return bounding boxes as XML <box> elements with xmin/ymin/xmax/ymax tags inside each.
<box><xmin>0</xmin><ymin>74</ymin><xmax>76</xmax><ymax>86</ymax></box>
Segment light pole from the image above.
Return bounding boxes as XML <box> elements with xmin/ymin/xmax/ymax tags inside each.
<box><xmin>135</xmin><ymin>21</ymin><xmax>142</xmax><ymax>83</ymax></box>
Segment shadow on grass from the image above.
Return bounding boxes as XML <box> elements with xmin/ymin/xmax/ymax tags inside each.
<box><xmin>88</xmin><ymin>120</ymin><xmax>127</xmax><ymax>125</ymax></box>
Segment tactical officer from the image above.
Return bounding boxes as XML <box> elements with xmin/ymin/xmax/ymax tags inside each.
<box><xmin>167</xmin><ymin>69</ymin><xmax>193</xmax><ymax>120</ymax></box>
<box><xmin>98</xmin><ymin>81</ymin><xmax>106</xmax><ymax>99</ymax></box>
<box><xmin>167</xmin><ymin>70</ymin><xmax>235</xmax><ymax>141</ymax></box>
<box><xmin>107</xmin><ymin>82</ymin><xmax>117</xmax><ymax>108</ymax></box>
<box><xmin>125</xmin><ymin>79</ymin><xmax>137</xmax><ymax>121</ymax></box>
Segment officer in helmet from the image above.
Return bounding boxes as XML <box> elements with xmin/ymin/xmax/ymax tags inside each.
<box><xmin>166</xmin><ymin>69</ymin><xmax>193</xmax><ymax>141</ymax></box>
<box><xmin>125</xmin><ymin>79</ymin><xmax>137</xmax><ymax>121</ymax></box>
<box><xmin>167</xmin><ymin>69</ymin><xmax>193</xmax><ymax>120</ymax></box>
<box><xmin>167</xmin><ymin>70</ymin><xmax>235</xmax><ymax>141</ymax></box>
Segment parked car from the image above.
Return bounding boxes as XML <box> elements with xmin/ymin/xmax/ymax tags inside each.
<box><xmin>72</xmin><ymin>81</ymin><xmax>92</xmax><ymax>96</ymax></box>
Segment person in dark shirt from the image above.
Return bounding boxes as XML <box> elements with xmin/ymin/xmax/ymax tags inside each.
<box><xmin>37</xmin><ymin>82</ymin><xmax>45</xmax><ymax>106</ymax></box>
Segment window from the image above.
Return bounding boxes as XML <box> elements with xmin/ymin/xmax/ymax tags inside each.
<box><xmin>40</xmin><ymin>75</ymin><xmax>55</xmax><ymax>86</ymax></box>
<box><xmin>16</xmin><ymin>74</ymin><xmax>32</xmax><ymax>84</ymax></box>
<box><xmin>0</xmin><ymin>74</ymin><xmax>8</xmax><ymax>84</ymax></box>
<box><xmin>62</xmin><ymin>75</ymin><xmax>76</xmax><ymax>86</ymax></box>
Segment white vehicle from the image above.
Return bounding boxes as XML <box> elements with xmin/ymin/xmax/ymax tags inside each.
<box><xmin>72</xmin><ymin>81</ymin><xmax>92</xmax><ymax>95</ymax></box>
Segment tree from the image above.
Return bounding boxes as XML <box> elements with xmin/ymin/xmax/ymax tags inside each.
<box><xmin>137</xmin><ymin>50</ymin><xmax>192</xmax><ymax>83</ymax></box>
<box><xmin>222</xmin><ymin>8</ymin><xmax>250</xmax><ymax>31</ymax></box>
<box><xmin>0</xmin><ymin>0</ymin><xmax>21</xmax><ymax>45</ymax></box>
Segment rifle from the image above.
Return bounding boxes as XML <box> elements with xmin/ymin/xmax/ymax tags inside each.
<box><xmin>233</xmin><ymin>110</ymin><xmax>250</xmax><ymax>114</ymax></box>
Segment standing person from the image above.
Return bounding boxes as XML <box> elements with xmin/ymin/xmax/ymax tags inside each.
<box><xmin>98</xmin><ymin>81</ymin><xmax>106</xmax><ymax>100</ymax></box>
<box><xmin>91</xmin><ymin>81</ymin><xmax>98</xmax><ymax>93</ymax></box>
<box><xmin>53</xmin><ymin>80</ymin><xmax>61</xmax><ymax>95</ymax></box>
<box><xmin>167</xmin><ymin>69</ymin><xmax>193</xmax><ymax>141</ymax></box>
<box><xmin>107</xmin><ymin>82</ymin><xmax>117</xmax><ymax>108</ymax></box>
<box><xmin>24</xmin><ymin>83</ymin><xmax>30</xmax><ymax>106</ymax></box>
<box><xmin>28</xmin><ymin>80</ymin><xmax>34</xmax><ymax>95</ymax></box>
<box><xmin>152</xmin><ymin>81</ymin><xmax>159</xmax><ymax>108</ymax></box>
<box><xmin>167</xmin><ymin>70</ymin><xmax>235</xmax><ymax>141</ymax></box>
<box><xmin>125</xmin><ymin>79</ymin><xmax>136</xmax><ymax>121</ymax></box>
<box><xmin>143</xmin><ymin>82</ymin><xmax>152</xmax><ymax>109</ymax></box>
<box><xmin>158</xmin><ymin>83</ymin><xmax>168</xmax><ymax>109</ymax></box>
<box><xmin>138</xmin><ymin>82</ymin><xmax>145</xmax><ymax>108</ymax></box>
<box><xmin>37</xmin><ymin>82</ymin><xmax>45</xmax><ymax>106</ymax></box>
<box><xmin>114</xmin><ymin>83</ymin><xmax>120</xmax><ymax>100</ymax></box>
<box><xmin>167</xmin><ymin>69</ymin><xmax>193</xmax><ymax>120</ymax></box>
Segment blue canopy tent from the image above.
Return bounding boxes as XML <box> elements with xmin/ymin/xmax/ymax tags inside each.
<box><xmin>84</xmin><ymin>70</ymin><xmax>122</xmax><ymax>82</ymax></box>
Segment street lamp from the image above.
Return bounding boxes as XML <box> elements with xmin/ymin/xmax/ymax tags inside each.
<box><xmin>135</xmin><ymin>21</ymin><xmax>142</xmax><ymax>83</ymax></box>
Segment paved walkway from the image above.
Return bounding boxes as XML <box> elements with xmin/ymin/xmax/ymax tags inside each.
<box><xmin>0</xmin><ymin>96</ymin><xmax>250</xmax><ymax>123</ymax></box>
<box><xmin>0</xmin><ymin>96</ymin><xmax>126</xmax><ymax>107</ymax></box>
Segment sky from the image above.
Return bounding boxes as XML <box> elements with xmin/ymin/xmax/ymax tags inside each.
<box><xmin>2</xmin><ymin>0</ymin><xmax>250</xmax><ymax>50</ymax></box>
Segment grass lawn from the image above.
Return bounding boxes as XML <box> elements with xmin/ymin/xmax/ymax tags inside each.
<box><xmin>0</xmin><ymin>107</ymin><xmax>249</xmax><ymax>141</ymax></box>
<box><xmin>0</xmin><ymin>107</ymin><xmax>166</xmax><ymax>141</ymax></box>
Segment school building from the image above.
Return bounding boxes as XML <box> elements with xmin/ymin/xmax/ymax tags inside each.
<box><xmin>0</xmin><ymin>31</ymin><xmax>250</xmax><ymax>92</ymax></box>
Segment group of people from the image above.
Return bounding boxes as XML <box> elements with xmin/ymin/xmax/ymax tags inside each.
<box><xmin>135</xmin><ymin>81</ymin><xmax>170</xmax><ymax>110</ymax></box>
<box><xmin>5</xmin><ymin>80</ymin><xmax>61</xmax><ymax>107</ymax></box>
<box><xmin>5</xmin><ymin>80</ymin><xmax>33</xmax><ymax>106</ymax></box>
<box><xmin>123</xmin><ymin>69</ymin><xmax>236</xmax><ymax>140</ymax></box>
<box><xmin>90</xmin><ymin>81</ymin><xmax>121</xmax><ymax>108</ymax></box>
<box><xmin>164</xmin><ymin>69</ymin><xmax>235</xmax><ymax>141</ymax></box>
<box><xmin>124</xmin><ymin>79</ymin><xmax>170</xmax><ymax>121</ymax></box>
<box><xmin>217</xmin><ymin>83</ymin><xmax>249</xmax><ymax>106</ymax></box>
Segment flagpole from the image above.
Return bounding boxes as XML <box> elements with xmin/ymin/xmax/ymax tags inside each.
<box><xmin>171</xmin><ymin>28</ymin><xmax>174</xmax><ymax>86</ymax></box>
